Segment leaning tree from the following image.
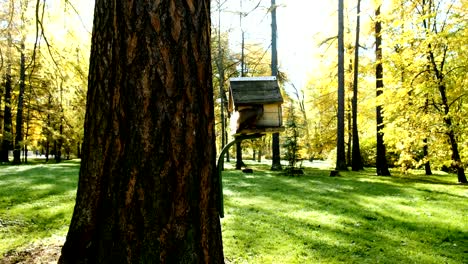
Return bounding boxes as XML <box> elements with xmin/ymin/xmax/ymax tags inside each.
<box><xmin>59</xmin><ymin>0</ymin><xmax>224</xmax><ymax>262</ymax></box>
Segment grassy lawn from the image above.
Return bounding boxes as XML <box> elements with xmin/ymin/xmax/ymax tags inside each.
<box><xmin>221</xmin><ymin>161</ymin><xmax>467</xmax><ymax>264</ymax></box>
<box><xmin>0</xmin><ymin>160</ymin><xmax>467</xmax><ymax>263</ymax></box>
<box><xmin>0</xmin><ymin>159</ymin><xmax>79</xmax><ymax>259</ymax></box>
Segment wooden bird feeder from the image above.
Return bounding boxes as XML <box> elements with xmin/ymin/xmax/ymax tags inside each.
<box><xmin>217</xmin><ymin>76</ymin><xmax>285</xmax><ymax>218</ymax></box>
<box><xmin>228</xmin><ymin>76</ymin><xmax>285</xmax><ymax>136</ymax></box>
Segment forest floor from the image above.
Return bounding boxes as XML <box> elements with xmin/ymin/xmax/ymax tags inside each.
<box><xmin>0</xmin><ymin>159</ymin><xmax>467</xmax><ymax>263</ymax></box>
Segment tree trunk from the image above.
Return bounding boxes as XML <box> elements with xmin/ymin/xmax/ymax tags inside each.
<box><xmin>426</xmin><ymin>46</ymin><xmax>466</xmax><ymax>182</ymax></box>
<box><xmin>347</xmin><ymin>99</ymin><xmax>351</xmax><ymax>166</ymax></box>
<box><xmin>235</xmin><ymin>141</ymin><xmax>245</xmax><ymax>169</ymax></box>
<box><xmin>418</xmin><ymin>0</ymin><xmax>465</xmax><ymax>183</ymax></box>
<box><xmin>45</xmin><ymin>97</ymin><xmax>51</xmax><ymax>163</ymax></box>
<box><xmin>56</xmin><ymin>81</ymin><xmax>64</xmax><ymax>163</ymax></box>
<box><xmin>236</xmin><ymin>4</ymin><xmax>245</xmax><ymax>169</ymax></box>
<box><xmin>0</xmin><ymin>33</ymin><xmax>13</xmax><ymax>163</ymax></box>
<box><xmin>352</xmin><ymin>0</ymin><xmax>364</xmax><ymax>171</ymax></box>
<box><xmin>225</xmin><ymin>123</ymin><xmax>230</xmax><ymax>162</ymax></box>
<box><xmin>423</xmin><ymin>138</ymin><xmax>432</xmax><ymax>175</ymax></box>
<box><xmin>59</xmin><ymin>1</ymin><xmax>224</xmax><ymax>263</ymax></box>
<box><xmin>336</xmin><ymin>0</ymin><xmax>347</xmax><ymax>171</ymax></box>
<box><xmin>77</xmin><ymin>141</ymin><xmax>81</xmax><ymax>159</ymax></box>
<box><xmin>437</xmin><ymin>82</ymin><xmax>466</xmax><ymax>183</ymax></box>
<box><xmin>0</xmin><ymin>70</ymin><xmax>13</xmax><ymax>163</ymax></box>
<box><xmin>216</xmin><ymin>2</ymin><xmax>226</xmax><ymax>163</ymax></box>
<box><xmin>13</xmin><ymin>41</ymin><xmax>26</xmax><ymax>165</ymax></box>
<box><xmin>375</xmin><ymin>5</ymin><xmax>391</xmax><ymax>176</ymax></box>
<box><xmin>270</xmin><ymin>0</ymin><xmax>282</xmax><ymax>171</ymax></box>
<box><xmin>423</xmin><ymin>98</ymin><xmax>432</xmax><ymax>176</ymax></box>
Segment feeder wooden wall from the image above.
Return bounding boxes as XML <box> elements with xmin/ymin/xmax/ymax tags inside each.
<box><xmin>229</xmin><ymin>76</ymin><xmax>284</xmax><ymax>135</ymax></box>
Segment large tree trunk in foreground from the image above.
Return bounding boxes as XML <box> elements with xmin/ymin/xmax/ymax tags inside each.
<box><xmin>59</xmin><ymin>1</ymin><xmax>224</xmax><ymax>263</ymax></box>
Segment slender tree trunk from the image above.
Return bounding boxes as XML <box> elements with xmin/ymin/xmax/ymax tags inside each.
<box><xmin>45</xmin><ymin>140</ymin><xmax>50</xmax><ymax>162</ymax></box>
<box><xmin>24</xmin><ymin>90</ymin><xmax>32</xmax><ymax>164</ymax></box>
<box><xmin>375</xmin><ymin>5</ymin><xmax>391</xmax><ymax>176</ymax></box>
<box><xmin>0</xmin><ymin>72</ymin><xmax>12</xmax><ymax>162</ymax></box>
<box><xmin>225</xmin><ymin>120</ymin><xmax>230</xmax><ymax>162</ymax></box>
<box><xmin>76</xmin><ymin>141</ymin><xmax>81</xmax><ymax>159</ymax></box>
<box><xmin>13</xmin><ymin>41</ymin><xmax>26</xmax><ymax>165</ymax></box>
<box><xmin>0</xmin><ymin>33</ymin><xmax>13</xmax><ymax>163</ymax></box>
<box><xmin>59</xmin><ymin>1</ymin><xmax>224</xmax><ymax>262</ymax></box>
<box><xmin>55</xmin><ymin>81</ymin><xmax>64</xmax><ymax>163</ymax></box>
<box><xmin>45</xmin><ymin>96</ymin><xmax>51</xmax><ymax>163</ymax></box>
<box><xmin>418</xmin><ymin>0</ymin><xmax>465</xmax><ymax>182</ymax></box>
<box><xmin>426</xmin><ymin>46</ymin><xmax>466</xmax><ymax>182</ymax></box>
<box><xmin>235</xmin><ymin>141</ymin><xmax>244</xmax><ymax>169</ymax></box>
<box><xmin>423</xmin><ymin>98</ymin><xmax>432</xmax><ymax>175</ymax></box>
<box><xmin>436</xmin><ymin>81</ymin><xmax>466</xmax><ymax>182</ymax></box>
<box><xmin>423</xmin><ymin>138</ymin><xmax>432</xmax><ymax>175</ymax></box>
<box><xmin>270</xmin><ymin>0</ymin><xmax>282</xmax><ymax>171</ymax></box>
<box><xmin>216</xmin><ymin>2</ymin><xmax>226</xmax><ymax>167</ymax></box>
<box><xmin>336</xmin><ymin>0</ymin><xmax>347</xmax><ymax>171</ymax></box>
<box><xmin>347</xmin><ymin>100</ymin><xmax>351</xmax><ymax>166</ymax></box>
<box><xmin>352</xmin><ymin>0</ymin><xmax>364</xmax><ymax>171</ymax></box>
<box><xmin>236</xmin><ymin>0</ymin><xmax>245</xmax><ymax>170</ymax></box>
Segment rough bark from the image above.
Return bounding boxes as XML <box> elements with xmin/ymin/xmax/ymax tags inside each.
<box><xmin>375</xmin><ymin>5</ymin><xmax>391</xmax><ymax>176</ymax></box>
<box><xmin>336</xmin><ymin>0</ymin><xmax>347</xmax><ymax>171</ymax></box>
<box><xmin>59</xmin><ymin>1</ymin><xmax>224</xmax><ymax>263</ymax></box>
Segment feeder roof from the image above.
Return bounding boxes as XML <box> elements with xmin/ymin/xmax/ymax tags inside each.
<box><xmin>229</xmin><ymin>76</ymin><xmax>283</xmax><ymax>105</ymax></box>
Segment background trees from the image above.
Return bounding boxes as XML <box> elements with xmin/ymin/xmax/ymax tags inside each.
<box><xmin>380</xmin><ymin>0</ymin><xmax>467</xmax><ymax>182</ymax></box>
<box><xmin>296</xmin><ymin>0</ymin><xmax>466</xmax><ymax>181</ymax></box>
<box><xmin>1</xmin><ymin>0</ymin><xmax>465</xmax><ymax>179</ymax></box>
<box><xmin>0</xmin><ymin>0</ymin><xmax>89</xmax><ymax>164</ymax></box>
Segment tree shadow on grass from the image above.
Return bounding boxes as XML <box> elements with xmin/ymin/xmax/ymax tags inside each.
<box><xmin>0</xmin><ymin>161</ymin><xmax>80</xmax><ymax>256</ymax></box>
<box><xmin>0</xmin><ymin>160</ymin><xmax>79</xmax><ymax>202</ymax></box>
<box><xmin>221</xmin><ymin>167</ymin><xmax>468</xmax><ymax>263</ymax></box>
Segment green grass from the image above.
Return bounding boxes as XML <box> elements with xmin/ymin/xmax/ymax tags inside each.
<box><xmin>0</xmin><ymin>160</ymin><xmax>467</xmax><ymax>263</ymax></box>
<box><xmin>0</xmin><ymin>159</ymin><xmax>79</xmax><ymax>255</ymax></box>
<box><xmin>221</xmin><ymin>161</ymin><xmax>468</xmax><ymax>263</ymax></box>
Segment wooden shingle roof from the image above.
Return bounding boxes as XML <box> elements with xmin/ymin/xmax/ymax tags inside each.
<box><xmin>229</xmin><ymin>76</ymin><xmax>283</xmax><ymax>105</ymax></box>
